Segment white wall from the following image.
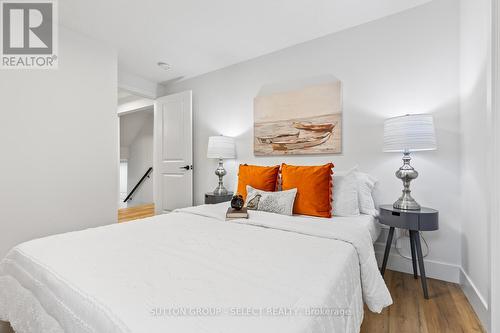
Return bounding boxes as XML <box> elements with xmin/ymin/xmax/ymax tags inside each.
<box><xmin>164</xmin><ymin>0</ymin><xmax>461</xmax><ymax>281</ymax></box>
<box><xmin>459</xmin><ymin>0</ymin><xmax>492</xmax><ymax>329</ymax></box>
<box><xmin>0</xmin><ymin>27</ymin><xmax>118</xmax><ymax>259</ymax></box>
<box><xmin>120</xmin><ymin>110</ymin><xmax>154</xmax><ymax>205</ymax></box>
<box><xmin>119</xmin><ymin>161</ymin><xmax>128</xmax><ymax>201</ymax></box>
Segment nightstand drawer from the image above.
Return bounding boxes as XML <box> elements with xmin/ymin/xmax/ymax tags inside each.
<box><xmin>205</xmin><ymin>192</ymin><xmax>233</xmax><ymax>204</ymax></box>
<box><xmin>379</xmin><ymin>208</ymin><xmax>419</xmax><ymax>230</ymax></box>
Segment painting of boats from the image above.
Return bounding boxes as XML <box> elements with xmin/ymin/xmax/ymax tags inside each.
<box><xmin>292</xmin><ymin>122</ymin><xmax>335</xmax><ymax>132</ymax></box>
<box><xmin>256</xmin><ymin>129</ymin><xmax>300</xmax><ymax>144</ymax></box>
<box><xmin>272</xmin><ymin>131</ymin><xmax>332</xmax><ymax>151</ymax></box>
<box><xmin>254</xmin><ymin>77</ymin><xmax>342</xmax><ymax>155</ymax></box>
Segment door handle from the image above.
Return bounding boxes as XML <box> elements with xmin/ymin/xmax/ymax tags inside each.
<box><xmin>179</xmin><ymin>165</ymin><xmax>193</xmax><ymax>170</ymax></box>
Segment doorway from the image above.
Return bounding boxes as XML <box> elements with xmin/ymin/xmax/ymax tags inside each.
<box><xmin>117</xmin><ymin>88</ymin><xmax>155</xmax><ymax>221</ymax></box>
<box><xmin>116</xmin><ymin>88</ymin><xmax>193</xmax><ymax>222</ymax></box>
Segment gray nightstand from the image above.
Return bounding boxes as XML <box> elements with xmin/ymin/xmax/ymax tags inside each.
<box><xmin>204</xmin><ymin>192</ymin><xmax>233</xmax><ymax>204</ymax></box>
<box><xmin>379</xmin><ymin>205</ymin><xmax>439</xmax><ymax>299</ymax></box>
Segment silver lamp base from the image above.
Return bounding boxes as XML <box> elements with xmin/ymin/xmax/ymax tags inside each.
<box><xmin>393</xmin><ymin>152</ymin><xmax>421</xmax><ymax>210</ymax></box>
<box><xmin>213</xmin><ymin>158</ymin><xmax>228</xmax><ymax>195</ymax></box>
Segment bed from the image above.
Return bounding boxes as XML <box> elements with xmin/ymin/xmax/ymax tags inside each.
<box><xmin>0</xmin><ymin>203</ymin><xmax>392</xmax><ymax>333</ymax></box>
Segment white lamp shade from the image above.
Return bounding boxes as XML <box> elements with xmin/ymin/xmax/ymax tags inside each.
<box><xmin>207</xmin><ymin>136</ymin><xmax>236</xmax><ymax>159</ymax></box>
<box><xmin>383</xmin><ymin>114</ymin><xmax>437</xmax><ymax>152</ymax></box>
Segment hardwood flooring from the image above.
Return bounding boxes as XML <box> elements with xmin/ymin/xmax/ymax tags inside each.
<box><xmin>361</xmin><ymin>270</ymin><xmax>484</xmax><ymax>333</ymax></box>
<box><xmin>118</xmin><ymin>203</ymin><xmax>155</xmax><ymax>223</ymax></box>
<box><xmin>115</xmin><ymin>207</ymin><xmax>484</xmax><ymax>332</ymax></box>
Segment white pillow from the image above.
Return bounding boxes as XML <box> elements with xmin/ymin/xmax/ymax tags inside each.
<box><xmin>371</xmin><ymin>181</ymin><xmax>383</xmax><ymax>209</ymax></box>
<box><xmin>332</xmin><ymin>168</ymin><xmax>360</xmax><ymax>217</ymax></box>
<box><xmin>355</xmin><ymin>171</ymin><xmax>378</xmax><ymax>217</ymax></box>
<box><xmin>246</xmin><ymin>185</ymin><xmax>297</xmax><ymax>216</ymax></box>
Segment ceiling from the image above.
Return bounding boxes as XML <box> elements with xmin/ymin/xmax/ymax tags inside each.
<box><xmin>120</xmin><ymin>108</ymin><xmax>153</xmax><ymax>148</ymax></box>
<box><xmin>60</xmin><ymin>0</ymin><xmax>431</xmax><ymax>83</ymax></box>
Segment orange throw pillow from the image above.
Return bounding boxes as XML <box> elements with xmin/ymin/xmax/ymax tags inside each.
<box><xmin>237</xmin><ymin>164</ymin><xmax>280</xmax><ymax>199</ymax></box>
<box><xmin>281</xmin><ymin>163</ymin><xmax>334</xmax><ymax>218</ymax></box>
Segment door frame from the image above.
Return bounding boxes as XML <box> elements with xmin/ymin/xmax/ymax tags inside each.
<box><xmin>118</xmin><ymin>99</ymin><xmax>154</xmax><ymax>116</ymax></box>
<box><xmin>490</xmin><ymin>1</ymin><xmax>500</xmax><ymax>332</ymax></box>
<box><xmin>117</xmin><ymin>85</ymin><xmax>155</xmax><ymax>210</ymax></box>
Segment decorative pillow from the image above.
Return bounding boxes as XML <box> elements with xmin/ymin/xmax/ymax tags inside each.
<box><xmin>246</xmin><ymin>186</ymin><xmax>297</xmax><ymax>216</ymax></box>
<box><xmin>371</xmin><ymin>182</ymin><xmax>383</xmax><ymax>210</ymax></box>
<box><xmin>281</xmin><ymin>163</ymin><xmax>334</xmax><ymax>218</ymax></box>
<box><xmin>332</xmin><ymin>169</ymin><xmax>360</xmax><ymax>217</ymax></box>
<box><xmin>237</xmin><ymin>164</ymin><xmax>280</xmax><ymax>199</ymax></box>
<box><xmin>355</xmin><ymin>171</ymin><xmax>378</xmax><ymax>216</ymax></box>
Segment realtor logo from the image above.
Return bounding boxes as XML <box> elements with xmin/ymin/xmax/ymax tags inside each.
<box><xmin>1</xmin><ymin>0</ymin><xmax>58</xmax><ymax>69</ymax></box>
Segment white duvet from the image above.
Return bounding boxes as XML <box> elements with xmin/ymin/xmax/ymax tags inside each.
<box><xmin>0</xmin><ymin>203</ymin><xmax>392</xmax><ymax>333</ymax></box>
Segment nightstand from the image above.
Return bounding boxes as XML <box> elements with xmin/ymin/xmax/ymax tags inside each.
<box><xmin>379</xmin><ymin>205</ymin><xmax>439</xmax><ymax>299</ymax></box>
<box><xmin>204</xmin><ymin>192</ymin><xmax>233</xmax><ymax>204</ymax></box>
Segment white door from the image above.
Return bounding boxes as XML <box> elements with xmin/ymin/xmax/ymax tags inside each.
<box><xmin>154</xmin><ymin>91</ymin><xmax>193</xmax><ymax>214</ymax></box>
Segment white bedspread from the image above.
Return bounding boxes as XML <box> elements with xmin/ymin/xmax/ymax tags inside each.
<box><xmin>0</xmin><ymin>204</ymin><xmax>391</xmax><ymax>333</ymax></box>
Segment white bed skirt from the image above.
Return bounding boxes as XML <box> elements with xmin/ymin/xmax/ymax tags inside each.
<box><xmin>0</xmin><ymin>276</ymin><xmax>63</xmax><ymax>333</ymax></box>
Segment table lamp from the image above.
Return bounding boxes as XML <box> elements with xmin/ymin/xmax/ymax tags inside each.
<box><xmin>383</xmin><ymin>114</ymin><xmax>437</xmax><ymax>210</ymax></box>
<box><xmin>207</xmin><ymin>135</ymin><xmax>236</xmax><ymax>195</ymax></box>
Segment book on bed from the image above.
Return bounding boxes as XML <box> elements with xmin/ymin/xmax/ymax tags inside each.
<box><xmin>226</xmin><ymin>207</ymin><xmax>249</xmax><ymax>219</ymax></box>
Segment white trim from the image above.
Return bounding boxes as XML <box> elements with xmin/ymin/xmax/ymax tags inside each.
<box><xmin>118</xmin><ymin>84</ymin><xmax>156</xmax><ymax>100</ymax></box>
<box><xmin>374</xmin><ymin>243</ymin><xmax>461</xmax><ymax>283</ymax></box>
<box><xmin>374</xmin><ymin>244</ymin><xmax>489</xmax><ymax>330</ymax></box>
<box><xmin>118</xmin><ymin>71</ymin><xmax>159</xmax><ymax>99</ymax></box>
<box><xmin>490</xmin><ymin>0</ymin><xmax>500</xmax><ymax>332</ymax></box>
<box><xmin>117</xmin><ymin>98</ymin><xmax>154</xmax><ymax>116</ymax></box>
<box><xmin>461</xmin><ymin>268</ymin><xmax>490</xmax><ymax>331</ymax></box>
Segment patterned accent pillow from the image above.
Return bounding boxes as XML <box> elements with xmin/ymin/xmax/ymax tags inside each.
<box><xmin>246</xmin><ymin>186</ymin><xmax>297</xmax><ymax>216</ymax></box>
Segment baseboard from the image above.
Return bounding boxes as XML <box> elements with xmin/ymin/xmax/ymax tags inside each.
<box><xmin>460</xmin><ymin>268</ymin><xmax>490</xmax><ymax>332</ymax></box>
<box><xmin>374</xmin><ymin>241</ymin><xmax>490</xmax><ymax>331</ymax></box>
<box><xmin>374</xmin><ymin>242</ymin><xmax>461</xmax><ymax>283</ymax></box>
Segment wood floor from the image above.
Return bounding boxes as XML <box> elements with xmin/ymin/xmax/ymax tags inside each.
<box><xmin>361</xmin><ymin>270</ymin><xmax>484</xmax><ymax>333</ymax></box>
<box><xmin>116</xmin><ymin>207</ymin><xmax>484</xmax><ymax>332</ymax></box>
<box><xmin>118</xmin><ymin>203</ymin><xmax>155</xmax><ymax>223</ymax></box>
